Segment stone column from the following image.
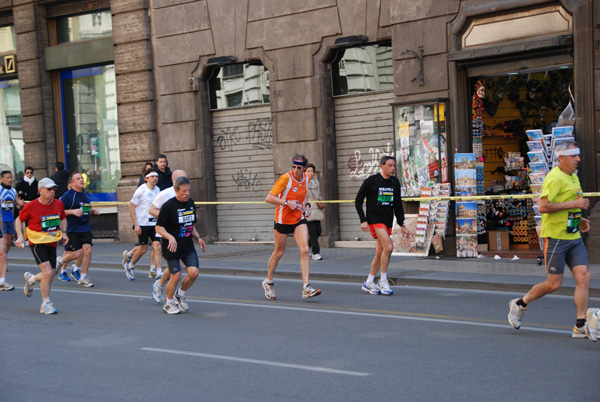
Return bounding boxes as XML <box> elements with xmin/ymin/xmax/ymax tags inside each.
<box><xmin>113</xmin><ymin>1</ymin><xmax>157</xmax><ymax>242</ymax></box>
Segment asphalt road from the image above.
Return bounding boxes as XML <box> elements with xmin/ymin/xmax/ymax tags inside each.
<box><xmin>1</xmin><ymin>265</ymin><xmax>599</xmax><ymax>401</ymax></box>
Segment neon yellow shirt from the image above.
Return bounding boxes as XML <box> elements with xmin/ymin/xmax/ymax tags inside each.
<box><xmin>540</xmin><ymin>166</ymin><xmax>583</xmax><ymax>240</ymax></box>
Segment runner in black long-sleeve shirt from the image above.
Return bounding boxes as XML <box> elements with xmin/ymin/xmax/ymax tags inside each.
<box><xmin>355</xmin><ymin>156</ymin><xmax>409</xmax><ymax>295</ymax></box>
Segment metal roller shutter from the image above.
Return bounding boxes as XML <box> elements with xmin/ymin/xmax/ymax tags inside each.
<box><xmin>212</xmin><ymin>106</ymin><xmax>274</xmax><ymax>241</ymax></box>
<box><xmin>335</xmin><ymin>91</ymin><xmax>395</xmax><ymax>241</ymax></box>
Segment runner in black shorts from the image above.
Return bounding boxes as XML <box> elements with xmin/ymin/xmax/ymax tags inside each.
<box><xmin>15</xmin><ymin>177</ymin><xmax>68</xmax><ymax>314</ymax></box>
<box><xmin>155</xmin><ymin>177</ymin><xmax>206</xmax><ymax>314</ymax></box>
<box><xmin>55</xmin><ymin>172</ymin><xmax>99</xmax><ymax>288</ymax></box>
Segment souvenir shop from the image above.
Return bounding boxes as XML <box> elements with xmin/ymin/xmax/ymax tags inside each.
<box><xmin>459</xmin><ymin>65</ymin><xmax>575</xmax><ymax>257</ymax></box>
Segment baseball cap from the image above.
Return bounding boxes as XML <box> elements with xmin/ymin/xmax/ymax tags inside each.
<box><xmin>38</xmin><ymin>177</ymin><xmax>58</xmax><ymax>189</ymax></box>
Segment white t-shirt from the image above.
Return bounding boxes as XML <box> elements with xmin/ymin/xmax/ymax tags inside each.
<box><xmin>151</xmin><ymin>186</ymin><xmax>176</xmax><ymax>237</ymax></box>
<box><xmin>130</xmin><ymin>184</ymin><xmax>160</xmax><ymax>226</ymax></box>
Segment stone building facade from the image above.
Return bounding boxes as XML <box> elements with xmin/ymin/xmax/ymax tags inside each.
<box><xmin>4</xmin><ymin>0</ymin><xmax>599</xmax><ymax>260</ymax></box>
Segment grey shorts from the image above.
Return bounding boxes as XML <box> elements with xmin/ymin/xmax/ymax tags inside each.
<box><xmin>544</xmin><ymin>237</ymin><xmax>589</xmax><ymax>275</ymax></box>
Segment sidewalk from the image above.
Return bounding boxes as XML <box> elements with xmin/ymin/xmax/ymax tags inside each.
<box><xmin>6</xmin><ymin>241</ymin><xmax>600</xmax><ymax>297</ymax></box>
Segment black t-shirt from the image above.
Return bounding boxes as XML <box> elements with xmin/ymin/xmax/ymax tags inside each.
<box><xmin>156</xmin><ymin>197</ymin><xmax>197</xmax><ymax>260</ymax></box>
<box><xmin>355</xmin><ymin>173</ymin><xmax>404</xmax><ymax>228</ymax></box>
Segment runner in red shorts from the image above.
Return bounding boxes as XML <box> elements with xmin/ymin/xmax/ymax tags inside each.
<box><xmin>355</xmin><ymin>156</ymin><xmax>409</xmax><ymax>295</ymax></box>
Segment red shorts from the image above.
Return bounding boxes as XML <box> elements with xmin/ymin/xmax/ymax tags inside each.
<box><xmin>369</xmin><ymin>223</ymin><xmax>392</xmax><ymax>240</ymax></box>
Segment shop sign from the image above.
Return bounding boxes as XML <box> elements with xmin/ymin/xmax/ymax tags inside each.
<box><xmin>0</xmin><ymin>54</ymin><xmax>17</xmax><ymax>77</ymax></box>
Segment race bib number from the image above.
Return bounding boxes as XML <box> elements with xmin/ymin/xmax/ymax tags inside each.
<box><xmin>81</xmin><ymin>203</ymin><xmax>92</xmax><ymax>215</ymax></box>
<box><xmin>177</xmin><ymin>209</ymin><xmax>195</xmax><ymax>237</ymax></box>
<box><xmin>377</xmin><ymin>187</ymin><xmax>394</xmax><ymax>206</ymax></box>
<box><xmin>41</xmin><ymin>214</ymin><xmax>61</xmax><ymax>233</ymax></box>
<box><xmin>567</xmin><ymin>211</ymin><xmax>581</xmax><ymax>234</ymax></box>
<box><xmin>1</xmin><ymin>200</ymin><xmax>13</xmax><ymax>210</ymax></box>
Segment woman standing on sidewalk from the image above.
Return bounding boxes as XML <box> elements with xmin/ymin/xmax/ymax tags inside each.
<box><xmin>305</xmin><ymin>163</ymin><xmax>325</xmax><ymax>261</ymax></box>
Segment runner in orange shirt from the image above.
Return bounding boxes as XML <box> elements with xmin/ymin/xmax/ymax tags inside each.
<box><xmin>262</xmin><ymin>154</ymin><xmax>321</xmax><ymax>300</ymax></box>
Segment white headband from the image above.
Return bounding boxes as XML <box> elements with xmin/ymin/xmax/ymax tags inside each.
<box><xmin>555</xmin><ymin>148</ymin><xmax>580</xmax><ymax>157</ymax></box>
<box><xmin>145</xmin><ymin>172</ymin><xmax>159</xmax><ymax>178</ymax></box>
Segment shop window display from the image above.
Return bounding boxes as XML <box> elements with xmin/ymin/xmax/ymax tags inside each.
<box><xmin>469</xmin><ymin>68</ymin><xmax>574</xmax><ymax>252</ymax></box>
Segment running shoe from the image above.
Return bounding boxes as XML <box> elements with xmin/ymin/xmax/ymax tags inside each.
<box><xmin>163</xmin><ymin>300</ymin><xmax>181</xmax><ymax>315</ymax></box>
<box><xmin>311</xmin><ymin>254</ymin><xmax>323</xmax><ymax>261</ymax></box>
<box><xmin>40</xmin><ymin>301</ymin><xmax>57</xmax><ymax>314</ymax></box>
<box><xmin>572</xmin><ymin>325</ymin><xmax>587</xmax><ymax>339</ymax></box>
<box><xmin>302</xmin><ymin>284</ymin><xmax>321</xmax><ymax>299</ymax></box>
<box><xmin>124</xmin><ymin>263</ymin><xmax>135</xmax><ymax>281</ymax></box>
<box><xmin>70</xmin><ymin>268</ymin><xmax>81</xmax><ymax>281</ymax></box>
<box><xmin>24</xmin><ymin>272</ymin><xmax>34</xmax><ymax>297</ymax></box>
<box><xmin>585</xmin><ymin>308</ymin><xmax>600</xmax><ymax>342</ymax></box>
<box><xmin>377</xmin><ymin>279</ymin><xmax>394</xmax><ymax>295</ymax></box>
<box><xmin>361</xmin><ymin>281</ymin><xmax>380</xmax><ymax>295</ymax></box>
<box><xmin>122</xmin><ymin>250</ymin><xmax>132</xmax><ymax>267</ymax></box>
<box><xmin>77</xmin><ymin>277</ymin><xmax>94</xmax><ymax>288</ymax></box>
<box><xmin>58</xmin><ymin>270</ymin><xmax>70</xmax><ymax>282</ymax></box>
<box><xmin>508</xmin><ymin>298</ymin><xmax>526</xmax><ymax>329</ymax></box>
<box><xmin>148</xmin><ymin>267</ymin><xmax>156</xmax><ymax>278</ymax></box>
<box><xmin>0</xmin><ymin>281</ymin><xmax>14</xmax><ymax>291</ymax></box>
<box><xmin>56</xmin><ymin>256</ymin><xmax>64</xmax><ymax>271</ymax></box>
<box><xmin>175</xmin><ymin>293</ymin><xmax>189</xmax><ymax>312</ymax></box>
<box><xmin>262</xmin><ymin>279</ymin><xmax>276</xmax><ymax>300</ymax></box>
<box><xmin>152</xmin><ymin>280</ymin><xmax>164</xmax><ymax>303</ymax></box>
<box><xmin>155</xmin><ymin>268</ymin><xmax>163</xmax><ymax>280</ymax></box>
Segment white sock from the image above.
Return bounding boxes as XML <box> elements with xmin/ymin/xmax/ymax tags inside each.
<box><xmin>166</xmin><ymin>298</ymin><xmax>174</xmax><ymax>304</ymax></box>
<box><xmin>303</xmin><ymin>283</ymin><xmax>310</xmax><ymax>290</ymax></box>
<box><xmin>130</xmin><ymin>264</ymin><xmax>135</xmax><ymax>269</ymax></box>
<box><xmin>177</xmin><ymin>289</ymin><xmax>186</xmax><ymax>297</ymax></box>
<box><xmin>380</xmin><ymin>272</ymin><xmax>388</xmax><ymax>282</ymax></box>
<box><xmin>42</xmin><ymin>298</ymin><xmax>50</xmax><ymax>304</ymax></box>
<box><xmin>28</xmin><ymin>275</ymin><xmax>36</xmax><ymax>284</ymax></box>
<box><xmin>367</xmin><ymin>274</ymin><xmax>375</xmax><ymax>283</ymax></box>
<box><xmin>73</xmin><ymin>265</ymin><xmax>81</xmax><ymax>272</ymax></box>
<box><xmin>150</xmin><ymin>265</ymin><xmax>156</xmax><ymax>270</ymax></box>
<box><xmin>81</xmin><ymin>273</ymin><xmax>87</xmax><ymax>279</ymax></box>
<box><xmin>60</xmin><ymin>268</ymin><xmax>66</xmax><ymax>274</ymax></box>
<box><xmin>0</xmin><ymin>278</ymin><xmax>5</xmax><ymax>283</ymax></box>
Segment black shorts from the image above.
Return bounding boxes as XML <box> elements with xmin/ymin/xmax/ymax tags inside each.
<box><xmin>30</xmin><ymin>244</ymin><xmax>57</xmax><ymax>268</ymax></box>
<box><xmin>166</xmin><ymin>250</ymin><xmax>199</xmax><ymax>275</ymax></box>
<box><xmin>138</xmin><ymin>226</ymin><xmax>159</xmax><ymax>245</ymax></box>
<box><xmin>274</xmin><ymin>219</ymin><xmax>307</xmax><ymax>235</ymax></box>
<box><xmin>65</xmin><ymin>231</ymin><xmax>93</xmax><ymax>252</ymax></box>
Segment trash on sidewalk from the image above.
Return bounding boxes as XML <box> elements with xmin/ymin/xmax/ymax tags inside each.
<box><xmin>477</xmin><ymin>254</ymin><xmax>487</xmax><ymax>259</ymax></box>
<box><xmin>494</xmin><ymin>255</ymin><xmax>501</xmax><ymax>260</ymax></box>
<box><xmin>511</xmin><ymin>255</ymin><xmax>520</xmax><ymax>260</ymax></box>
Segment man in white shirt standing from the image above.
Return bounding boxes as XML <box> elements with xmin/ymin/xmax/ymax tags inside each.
<box><xmin>123</xmin><ymin>168</ymin><xmax>162</xmax><ymax>281</ymax></box>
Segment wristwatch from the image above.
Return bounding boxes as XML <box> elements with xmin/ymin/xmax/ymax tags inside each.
<box><xmin>284</xmin><ymin>200</ymin><xmax>288</xmax><ymax>207</ymax></box>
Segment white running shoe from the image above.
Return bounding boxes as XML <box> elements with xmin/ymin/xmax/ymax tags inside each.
<box><xmin>361</xmin><ymin>281</ymin><xmax>380</xmax><ymax>295</ymax></box>
<box><xmin>377</xmin><ymin>279</ymin><xmax>393</xmax><ymax>295</ymax></box>
<box><xmin>124</xmin><ymin>263</ymin><xmax>135</xmax><ymax>281</ymax></box>
<box><xmin>148</xmin><ymin>267</ymin><xmax>156</xmax><ymax>278</ymax></box>
<box><xmin>311</xmin><ymin>254</ymin><xmax>323</xmax><ymax>261</ymax></box>
<box><xmin>152</xmin><ymin>280</ymin><xmax>164</xmax><ymax>303</ymax></box>
<box><xmin>122</xmin><ymin>250</ymin><xmax>132</xmax><ymax>267</ymax></box>
<box><xmin>508</xmin><ymin>298</ymin><xmax>526</xmax><ymax>329</ymax></box>
<box><xmin>77</xmin><ymin>277</ymin><xmax>94</xmax><ymax>288</ymax></box>
<box><xmin>56</xmin><ymin>256</ymin><xmax>64</xmax><ymax>271</ymax></box>
<box><xmin>24</xmin><ymin>272</ymin><xmax>34</xmax><ymax>297</ymax></box>
<box><xmin>262</xmin><ymin>279</ymin><xmax>276</xmax><ymax>300</ymax></box>
<box><xmin>163</xmin><ymin>300</ymin><xmax>181</xmax><ymax>315</ymax></box>
<box><xmin>155</xmin><ymin>268</ymin><xmax>163</xmax><ymax>280</ymax></box>
<box><xmin>40</xmin><ymin>301</ymin><xmax>57</xmax><ymax>314</ymax></box>
<box><xmin>585</xmin><ymin>308</ymin><xmax>600</xmax><ymax>341</ymax></box>
<box><xmin>0</xmin><ymin>282</ymin><xmax>14</xmax><ymax>291</ymax></box>
<box><xmin>302</xmin><ymin>284</ymin><xmax>321</xmax><ymax>299</ymax></box>
<box><xmin>175</xmin><ymin>293</ymin><xmax>189</xmax><ymax>312</ymax></box>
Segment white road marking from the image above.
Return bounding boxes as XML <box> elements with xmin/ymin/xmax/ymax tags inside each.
<box><xmin>142</xmin><ymin>347</ymin><xmax>371</xmax><ymax>376</ymax></box>
<box><xmin>39</xmin><ymin>287</ymin><xmax>571</xmax><ymax>335</ymax></box>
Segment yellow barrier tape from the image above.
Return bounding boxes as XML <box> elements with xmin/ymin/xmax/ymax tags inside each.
<box><xmin>90</xmin><ymin>192</ymin><xmax>600</xmax><ymax>207</ymax></box>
